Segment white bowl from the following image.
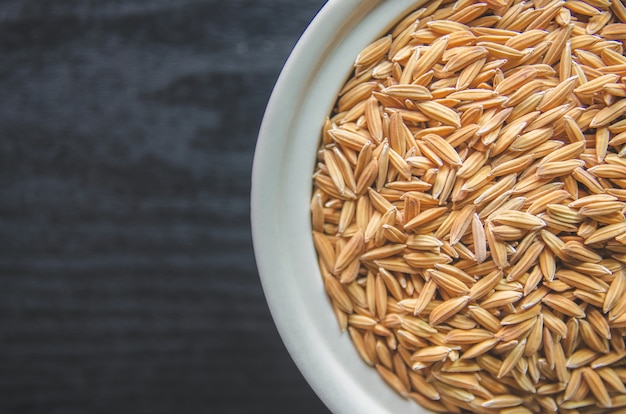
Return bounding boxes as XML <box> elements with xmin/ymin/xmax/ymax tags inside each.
<box><xmin>251</xmin><ymin>1</ymin><xmax>431</xmax><ymax>413</ymax></box>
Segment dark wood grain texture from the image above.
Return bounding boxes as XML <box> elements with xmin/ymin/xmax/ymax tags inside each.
<box><xmin>0</xmin><ymin>1</ymin><xmax>330</xmax><ymax>413</ymax></box>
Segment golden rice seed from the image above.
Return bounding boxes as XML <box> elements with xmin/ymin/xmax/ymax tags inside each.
<box><xmin>381</xmin><ymin>224</ymin><xmax>407</xmax><ymax>244</ymax></box>
<box><xmin>585</xmin><ymin>222</ymin><xmax>626</xmax><ymax>245</ymax></box>
<box><xmin>485</xmin><ymin>221</ymin><xmax>509</xmax><ymax>269</ymax></box>
<box><xmin>563</xmin><ymin>115</ymin><xmax>586</xmax><ymax>143</ymax></box>
<box><xmin>592</xmin><ymin>351</ymin><xmax>626</xmax><ymax>369</ymax></box>
<box><xmin>523</xmin><ymin>266</ymin><xmax>543</xmax><ymax>296</ymax></box>
<box><xmin>440</xmin><ymin>359</ymin><xmax>482</xmax><ymax>374</ymax></box>
<box><xmin>408</xmin><ymin>392</ymin><xmax>449</xmax><ymax>413</ymax></box>
<box><xmin>376</xmin><ymin>363</ymin><xmax>410</xmax><ymax>398</ymax></box>
<box><xmin>537</xmin><ymin>76</ymin><xmax>578</xmax><ymax>112</ymax></box>
<box><xmin>490</xmin><ymin>154</ymin><xmax>535</xmax><ymax>179</ymax></box>
<box><xmin>404</xmin><ymin>251</ymin><xmax>453</xmax><ymax>268</ymax></box>
<box><xmin>605</xmin><ymin>271</ymin><xmax>626</xmax><ymax>314</ymax></box>
<box><xmin>339</xmin><ymin>256</ymin><xmax>362</xmax><ymax>283</ymax></box>
<box><xmin>364</xmin><ymin>96</ymin><xmax>383</xmax><ymax>144</ymax></box>
<box><xmin>588</xmin><ymin>163</ymin><xmax>626</xmax><ymax>179</ymax></box>
<box><xmin>409</xmin><ymin>371</ymin><xmax>441</xmax><ymax>401</ymax></box>
<box><xmin>429</xmin><ymin>295</ymin><xmax>470</xmax><ymax>326</ymax></box>
<box><xmin>582</xmin><ymin>367</ymin><xmax>612</xmax><ymax>408</ymax></box>
<box><xmin>562</xmin><ymin>240</ymin><xmax>603</xmax><ymax>263</ymax></box>
<box><xmin>356</xmin><ymin>160</ymin><xmax>378</xmax><ymax>197</ymax></box>
<box><xmin>601</xmin><ymin>22</ymin><xmax>626</xmax><ymax>40</ymax></box>
<box><xmin>466</xmin><ymin>306</ymin><xmax>501</xmax><ymax>334</ymax></box>
<box><xmin>462</xmin><ymin>166</ymin><xmax>494</xmax><ymax>192</ymax></box>
<box><xmin>522</xmin><ymin>314</ymin><xmax>543</xmax><ymax>357</ymax></box>
<box><xmin>481</xmin><ymin>394</ymin><xmax>524</xmax><ymax>408</ymax></box>
<box><xmin>471</xmin><ymin>213</ymin><xmax>487</xmax><ymax>264</ymax></box>
<box><xmin>569</xmin><ymin>193</ymin><xmax>618</xmax><ymax>209</ymax></box>
<box><xmin>456</xmin><ymin>149</ymin><xmax>490</xmax><ymax>179</ymax></box>
<box><xmin>597</xmin><ymin>366</ymin><xmax>626</xmax><ymax>394</ymax></box>
<box><xmin>495</xmin><ymin>316</ymin><xmax>538</xmax><ymax>343</ymax></box>
<box><xmin>456</xmin><ymin>57</ymin><xmax>486</xmax><ymax>90</ymax></box>
<box><xmin>449</xmin><ymin>204</ymin><xmax>476</xmax><ymax>245</ymax></box>
<box><xmin>495</xmin><ymin>65</ymin><xmax>539</xmax><ymax>96</ymax></box>
<box><xmin>382</xmin><ymin>84</ymin><xmax>433</xmax><ymax>101</ymax></box>
<box><xmin>360</xmin><ymin>243</ymin><xmax>407</xmax><ymax>262</ymax></box>
<box><xmin>507</xmin><ymin>240</ymin><xmax>544</xmax><ymax>282</ymax></box>
<box><xmin>411</xmin><ymin>345</ymin><xmax>454</xmax><ymax>365</ymax></box>
<box><xmin>541</xmin><ymin>328</ymin><xmax>558</xmax><ymax>375</ymax></box>
<box><xmin>591</xmin><ymin>98</ymin><xmax>626</xmax><ymax>128</ymax></box>
<box><xmin>363</xmin><ymin>210</ymin><xmax>382</xmax><ymax>243</ymax></box>
<box><xmin>461</xmin><ymin>337</ymin><xmax>501</xmax><ymax>360</ymax></box>
<box><xmin>375</xmin><ymin>339</ymin><xmax>393</xmax><ymax>370</ymax></box>
<box><xmin>469</xmin><ymin>269</ymin><xmax>504</xmax><ymax>301</ymax></box>
<box><xmin>406</xmin><ymin>234</ymin><xmax>443</xmax><ymax>251</ymax></box>
<box><xmin>480</xmin><ymin>290</ymin><xmax>523</xmax><ymax>310</ymax></box>
<box><xmin>474</xmin><ymin>173</ymin><xmax>517</xmax><ymax>205</ymax></box>
<box><xmin>490</xmin><ymin>210</ymin><xmax>546</xmax><ymax>230</ymax></box>
<box><xmin>393</xmin><ymin>352</ymin><xmax>411</xmax><ymax>392</ymax></box>
<box><xmin>416</xmin><ymin>101</ymin><xmax>462</xmax><ymax>128</ymax></box>
<box><xmin>446</xmin><ymin>124</ymin><xmax>480</xmax><ymax>148</ymax></box>
<box><xmin>477</xmin><ymin>107</ymin><xmax>514</xmax><ymax>138</ymax></box>
<box><xmin>414</xmin><ymin>278</ymin><xmax>437</xmax><ymax>316</ymax></box>
<box><xmin>567</xmin><ymin>262</ymin><xmax>611</xmax><ymax>278</ymax></box>
<box><xmin>542</xmin><ymin>293</ymin><xmax>586</xmax><ymax>318</ymax></box>
<box><xmin>572</xmin><ymin>166</ymin><xmax>605</xmax><ymax>194</ymax></box>
<box><xmin>554</xmin><ymin>340</ymin><xmax>570</xmax><ymax>384</ymax></box>
<box><xmin>374</xmin><ymin>274</ymin><xmax>387</xmax><ymax>320</ymax></box>
<box><xmin>448</xmin><ymin>1</ymin><xmax>489</xmax><ymax>23</ymax></box>
<box><xmin>543</xmin><ymin>279</ymin><xmax>573</xmax><ymax>293</ymax></box>
<box><xmin>503</xmin><ymin>79</ymin><xmax>547</xmax><ymax>109</ymax></box>
<box><xmin>609</xmin><ymin>130</ymin><xmax>626</xmax><ymax>146</ymax></box>
<box><xmin>324</xmin><ymin>275</ymin><xmax>354</xmax><ymax>314</ymax></box>
<box><xmin>580</xmin><ymin>319</ymin><xmax>609</xmax><ymax>354</ymax></box>
<box><xmin>536</xmin><ymin>159</ymin><xmax>586</xmax><ymax>181</ymax></box>
<box><xmin>428</xmin><ymin>269</ymin><xmax>471</xmax><ymax>296</ymax></box>
<box><xmin>404</xmin><ymin>206</ymin><xmax>449</xmax><ymax>231</ymax></box>
<box><xmin>546</xmin><ymin>204</ymin><xmax>584</xmax><ymax>225</ymax></box>
<box><xmin>497</xmin><ymin>339</ymin><xmax>526</xmax><ymax>379</ymax></box>
<box><xmin>414</xmin><ymin>34</ymin><xmax>450</xmax><ymax>79</ymax></box>
<box><xmin>500</xmin><ymin>303</ymin><xmax>541</xmax><ymax>326</ymax></box>
<box><xmin>563</xmin><ymin>367</ymin><xmax>584</xmax><ymax>402</ymax></box>
<box><xmin>606</xmin><ymin>83</ymin><xmax>626</xmax><ymax>98</ymax></box>
<box><xmin>505</xmin><ymin>29</ymin><xmax>548</xmax><ymax>50</ymax></box>
<box><xmin>540</xmin><ymin>311</ymin><xmax>567</xmax><ymax>345</ymax></box>
<box><xmin>608</xmin><ymin>289</ymin><xmax>626</xmax><ymax>322</ymax></box>
<box><xmin>378</xmin><ymin>267</ymin><xmax>404</xmax><ymax>302</ymax></box>
<box><xmin>330</xmin><ymin>298</ymin><xmax>349</xmax><ymax>332</ymax></box>
<box><xmin>563</xmin><ymin>317</ymin><xmax>579</xmax><ymax>356</ymax></box>
<box><xmin>556</xmin><ymin>269</ymin><xmax>607</xmax><ymax>293</ymax></box>
<box><xmin>446</xmin><ymin>328</ymin><xmax>495</xmax><ymax>345</ymax></box>
<box><xmin>571</xmin><ymin>375</ymin><xmax>589</xmax><ymax>402</ymax></box>
<box><xmin>355</xmin><ymin>34</ymin><xmax>392</xmax><ymax>69</ymax></box>
<box><xmin>538</xmin><ymin>243</ymin><xmax>557</xmax><ymax>281</ymax></box>
<box><xmin>490</xmin><ymin>225</ymin><xmax>525</xmax><ymax>241</ymax></box>
<box><xmin>365</xmin><ymin>271</ymin><xmax>376</xmax><ymax>315</ymax></box>
<box><xmin>510</xmin><ymin>127</ymin><xmax>554</xmax><ymax>152</ymax></box>
<box><xmin>349</xmin><ymin>326</ymin><xmax>375</xmax><ymax>366</ymax></box>
<box><xmin>348</xmin><ymin>313</ymin><xmax>378</xmax><ymax>330</ymax></box>
<box><xmin>442</xmin><ymin>45</ymin><xmax>489</xmax><ymax>73</ymax></box>
<box><xmin>423</xmin><ymin>134</ymin><xmax>463</xmax><ymax>169</ymax></box>
<box><xmin>478</xmin><ymin>192</ymin><xmax>518</xmax><ymax>222</ymax></box>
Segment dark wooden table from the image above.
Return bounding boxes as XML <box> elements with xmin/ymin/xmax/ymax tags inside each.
<box><xmin>0</xmin><ymin>1</ymin><xmax>331</xmax><ymax>413</ymax></box>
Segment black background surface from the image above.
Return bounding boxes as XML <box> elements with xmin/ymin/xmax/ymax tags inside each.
<box><xmin>1</xmin><ymin>1</ymin><xmax>332</xmax><ymax>413</ymax></box>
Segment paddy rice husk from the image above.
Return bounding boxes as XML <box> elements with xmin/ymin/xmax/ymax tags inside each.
<box><xmin>311</xmin><ymin>0</ymin><xmax>626</xmax><ymax>411</ymax></box>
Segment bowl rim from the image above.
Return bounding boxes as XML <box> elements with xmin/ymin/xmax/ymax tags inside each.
<box><xmin>251</xmin><ymin>1</ymin><xmax>431</xmax><ymax>413</ymax></box>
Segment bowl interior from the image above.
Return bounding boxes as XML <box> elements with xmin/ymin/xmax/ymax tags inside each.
<box><xmin>251</xmin><ymin>1</ymin><xmax>431</xmax><ymax>413</ymax></box>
